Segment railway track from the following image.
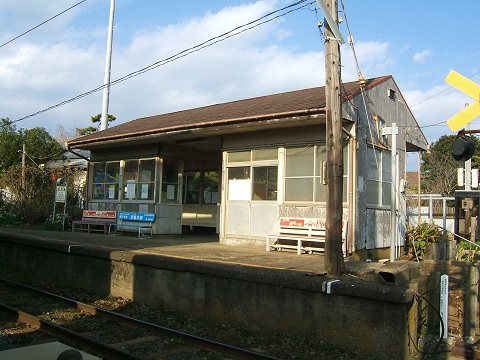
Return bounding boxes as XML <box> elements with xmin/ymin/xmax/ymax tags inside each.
<box><xmin>0</xmin><ymin>277</ymin><xmax>280</xmax><ymax>360</ymax></box>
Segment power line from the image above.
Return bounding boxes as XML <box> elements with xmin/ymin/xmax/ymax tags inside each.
<box><xmin>0</xmin><ymin>1</ymin><xmax>87</xmax><ymax>49</ymax></box>
<box><xmin>10</xmin><ymin>0</ymin><xmax>311</xmax><ymax>124</ymax></box>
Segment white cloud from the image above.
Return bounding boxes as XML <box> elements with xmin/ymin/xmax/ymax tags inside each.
<box><xmin>403</xmin><ymin>84</ymin><xmax>471</xmax><ymax>143</ymax></box>
<box><xmin>413</xmin><ymin>49</ymin><xmax>432</xmax><ymax>64</ymax></box>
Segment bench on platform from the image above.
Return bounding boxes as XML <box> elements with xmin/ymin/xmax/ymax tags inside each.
<box><xmin>72</xmin><ymin>210</ymin><xmax>117</xmax><ymax>234</ymax></box>
<box><xmin>108</xmin><ymin>212</ymin><xmax>155</xmax><ymax>238</ymax></box>
<box><xmin>266</xmin><ymin>218</ymin><xmax>347</xmax><ymax>255</ymax></box>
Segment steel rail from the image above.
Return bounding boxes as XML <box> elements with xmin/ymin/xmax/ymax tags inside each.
<box><xmin>0</xmin><ymin>277</ymin><xmax>279</xmax><ymax>360</ymax></box>
<box><xmin>0</xmin><ymin>301</ymin><xmax>142</xmax><ymax>360</ymax></box>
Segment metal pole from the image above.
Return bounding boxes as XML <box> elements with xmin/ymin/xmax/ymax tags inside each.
<box><xmin>428</xmin><ymin>195</ymin><xmax>433</xmax><ymax>224</ymax></box>
<box><xmin>22</xmin><ymin>144</ymin><xmax>26</xmax><ymax>190</ymax></box>
<box><xmin>443</xmin><ymin>198</ymin><xmax>447</xmax><ymax>230</ymax></box>
<box><xmin>62</xmin><ymin>182</ymin><xmax>67</xmax><ymax>231</ymax></box>
<box><xmin>101</xmin><ymin>0</ymin><xmax>115</xmax><ymax>131</ymax></box>
<box><xmin>465</xmin><ymin>123</ymin><xmax>472</xmax><ymax>190</ymax></box>
<box><xmin>417</xmin><ymin>152</ymin><xmax>421</xmax><ymax>225</ymax></box>
<box><xmin>389</xmin><ymin>123</ymin><xmax>397</xmax><ymax>263</ymax></box>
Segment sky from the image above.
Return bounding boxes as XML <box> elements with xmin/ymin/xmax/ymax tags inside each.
<box><xmin>1</xmin><ymin>0</ymin><xmax>479</xmax><ymax>159</ymax></box>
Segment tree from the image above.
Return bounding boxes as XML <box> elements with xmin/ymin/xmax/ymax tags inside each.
<box><xmin>22</xmin><ymin>127</ymin><xmax>64</xmax><ymax>160</ymax></box>
<box><xmin>0</xmin><ymin>119</ymin><xmax>63</xmax><ymax>173</ymax></box>
<box><xmin>421</xmin><ymin>134</ymin><xmax>480</xmax><ymax>196</ymax></box>
<box><xmin>0</xmin><ymin>119</ymin><xmax>69</xmax><ymax>224</ymax></box>
<box><xmin>76</xmin><ymin>113</ymin><xmax>116</xmax><ymax>136</ymax></box>
<box><xmin>0</xmin><ymin>119</ymin><xmax>22</xmax><ymax>174</ymax></box>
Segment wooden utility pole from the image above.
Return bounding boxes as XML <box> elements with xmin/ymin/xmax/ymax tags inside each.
<box><xmin>324</xmin><ymin>0</ymin><xmax>345</xmax><ymax>276</ymax></box>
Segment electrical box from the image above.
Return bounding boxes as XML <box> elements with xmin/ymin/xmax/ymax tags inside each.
<box><xmin>455</xmin><ymin>190</ymin><xmax>480</xmax><ymax>242</ymax></box>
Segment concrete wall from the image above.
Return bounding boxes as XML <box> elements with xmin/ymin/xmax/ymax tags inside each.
<box><xmin>0</xmin><ymin>235</ymin><xmax>417</xmax><ymax>359</ymax></box>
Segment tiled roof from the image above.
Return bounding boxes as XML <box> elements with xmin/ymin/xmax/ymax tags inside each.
<box><xmin>68</xmin><ymin>76</ymin><xmax>390</xmax><ymax>148</ymax></box>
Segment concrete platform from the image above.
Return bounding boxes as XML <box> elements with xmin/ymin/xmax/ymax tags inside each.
<box><xmin>0</xmin><ymin>226</ymin><xmax>388</xmax><ymax>276</ymax></box>
<box><xmin>0</xmin><ymin>226</ymin><xmax>418</xmax><ymax>359</ymax></box>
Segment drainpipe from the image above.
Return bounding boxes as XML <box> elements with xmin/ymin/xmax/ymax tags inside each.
<box><xmin>348</xmin><ymin>136</ymin><xmax>356</xmax><ymax>255</ymax></box>
<box><xmin>383</xmin><ymin>123</ymin><xmax>398</xmax><ymax>262</ymax></box>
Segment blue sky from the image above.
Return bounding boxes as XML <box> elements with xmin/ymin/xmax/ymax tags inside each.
<box><xmin>1</xmin><ymin>0</ymin><xmax>479</xmax><ymax>152</ymax></box>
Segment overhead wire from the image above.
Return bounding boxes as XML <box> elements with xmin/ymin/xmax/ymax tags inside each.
<box><xmin>338</xmin><ymin>0</ymin><xmax>381</xmax><ymax>171</ymax></box>
<box><xmin>0</xmin><ymin>0</ymin><xmax>87</xmax><ymax>49</ymax></box>
<box><xmin>9</xmin><ymin>0</ymin><xmax>311</xmax><ymax>125</ymax></box>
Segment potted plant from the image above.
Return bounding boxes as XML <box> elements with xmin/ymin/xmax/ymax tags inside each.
<box><xmin>406</xmin><ymin>223</ymin><xmax>449</xmax><ymax>260</ymax></box>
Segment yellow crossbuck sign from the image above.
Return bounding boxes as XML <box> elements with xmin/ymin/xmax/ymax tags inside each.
<box><xmin>445</xmin><ymin>70</ymin><xmax>480</xmax><ymax>132</ymax></box>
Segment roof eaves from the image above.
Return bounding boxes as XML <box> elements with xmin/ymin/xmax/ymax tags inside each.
<box><xmin>68</xmin><ymin>107</ymin><xmax>326</xmax><ymax>148</ymax></box>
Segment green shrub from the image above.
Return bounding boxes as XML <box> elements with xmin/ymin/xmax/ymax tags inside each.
<box><xmin>43</xmin><ymin>213</ymin><xmax>70</xmax><ymax>231</ymax></box>
<box><xmin>455</xmin><ymin>240</ymin><xmax>480</xmax><ymax>262</ymax></box>
<box><xmin>0</xmin><ymin>203</ymin><xmax>24</xmax><ymax>225</ymax></box>
<box><xmin>406</xmin><ymin>223</ymin><xmax>448</xmax><ymax>259</ymax></box>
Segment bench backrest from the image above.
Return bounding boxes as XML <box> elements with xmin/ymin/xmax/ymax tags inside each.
<box><xmin>118</xmin><ymin>212</ymin><xmax>155</xmax><ymax>222</ymax></box>
<box><xmin>82</xmin><ymin>210</ymin><xmax>116</xmax><ymax>221</ymax></box>
<box><xmin>278</xmin><ymin>218</ymin><xmax>347</xmax><ymax>238</ymax></box>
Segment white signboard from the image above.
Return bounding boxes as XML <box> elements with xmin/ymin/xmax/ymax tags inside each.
<box><xmin>55</xmin><ymin>185</ymin><xmax>66</xmax><ymax>203</ymax></box>
<box><xmin>439</xmin><ymin>274</ymin><xmax>449</xmax><ymax>339</ymax></box>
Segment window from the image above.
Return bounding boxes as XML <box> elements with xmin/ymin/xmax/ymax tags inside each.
<box><xmin>285</xmin><ymin>146</ymin><xmax>323</xmax><ymax>202</ymax></box>
<box><xmin>184</xmin><ymin>172</ymin><xmax>201</xmax><ymax>204</ymax></box>
<box><xmin>284</xmin><ymin>144</ymin><xmax>347</xmax><ymax>203</ymax></box>
<box><xmin>366</xmin><ymin>147</ymin><xmax>391</xmax><ymax>206</ymax></box>
<box><xmin>183</xmin><ymin>170</ymin><xmax>220</xmax><ymax>205</ymax></box>
<box><xmin>253</xmin><ymin>166</ymin><xmax>277</xmax><ymax>200</ymax></box>
<box><xmin>124</xmin><ymin>159</ymin><xmax>156</xmax><ymax>200</ymax></box>
<box><xmin>203</xmin><ymin>171</ymin><xmax>219</xmax><ymax>204</ymax></box>
<box><xmin>92</xmin><ymin>161</ymin><xmax>120</xmax><ymax>200</ymax></box>
<box><xmin>227</xmin><ymin>166</ymin><xmax>251</xmax><ymax>200</ymax></box>
<box><xmin>161</xmin><ymin>159</ymin><xmax>180</xmax><ymax>203</ymax></box>
<box><xmin>226</xmin><ymin>149</ymin><xmax>278</xmax><ymax>201</ymax></box>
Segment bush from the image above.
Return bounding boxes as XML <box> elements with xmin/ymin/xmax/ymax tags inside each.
<box><xmin>43</xmin><ymin>213</ymin><xmax>70</xmax><ymax>231</ymax></box>
<box><xmin>455</xmin><ymin>240</ymin><xmax>480</xmax><ymax>262</ymax></box>
<box><xmin>406</xmin><ymin>223</ymin><xmax>448</xmax><ymax>259</ymax></box>
<box><xmin>0</xmin><ymin>202</ymin><xmax>24</xmax><ymax>225</ymax></box>
<box><xmin>0</xmin><ymin>164</ymin><xmax>85</xmax><ymax>226</ymax></box>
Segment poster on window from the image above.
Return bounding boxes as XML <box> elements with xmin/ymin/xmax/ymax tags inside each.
<box><xmin>167</xmin><ymin>184</ymin><xmax>176</xmax><ymax>200</ymax></box>
<box><xmin>141</xmin><ymin>184</ymin><xmax>149</xmax><ymax>199</ymax></box>
<box><xmin>228</xmin><ymin>179</ymin><xmax>251</xmax><ymax>200</ymax></box>
<box><xmin>108</xmin><ymin>185</ymin><xmax>116</xmax><ymax>199</ymax></box>
<box><xmin>126</xmin><ymin>180</ymin><xmax>136</xmax><ymax>199</ymax></box>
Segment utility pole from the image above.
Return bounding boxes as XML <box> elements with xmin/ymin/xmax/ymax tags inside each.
<box><xmin>100</xmin><ymin>0</ymin><xmax>115</xmax><ymax>131</ymax></box>
<box><xmin>323</xmin><ymin>0</ymin><xmax>345</xmax><ymax>276</ymax></box>
<box><xmin>22</xmin><ymin>143</ymin><xmax>26</xmax><ymax>190</ymax></box>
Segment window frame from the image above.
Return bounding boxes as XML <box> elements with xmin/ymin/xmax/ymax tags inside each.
<box><xmin>91</xmin><ymin>161</ymin><xmax>121</xmax><ymax>201</ymax></box>
<box><xmin>123</xmin><ymin>158</ymin><xmax>157</xmax><ymax>201</ymax></box>
<box><xmin>90</xmin><ymin>158</ymin><xmax>159</xmax><ymax>203</ymax></box>
<box><xmin>366</xmin><ymin>146</ymin><xmax>392</xmax><ymax>207</ymax></box>
<box><xmin>226</xmin><ymin>149</ymin><xmax>278</xmax><ymax>202</ymax></box>
<box><xmin>284</xmin><ymin>143</ymin><xmax>348</xmax><ymax>203</ymax></box>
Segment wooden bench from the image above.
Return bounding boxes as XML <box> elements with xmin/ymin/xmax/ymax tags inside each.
<box><xmin>72</xmin><ymin>210</ymin><xmax>117</xmax><ymax>234</ymax></box>
<box><xmin>266</xmin><ymin>218</ymin><xmax>347</xmax><ymax>255</ymax></box>
<box><xmin>108</xmin><ymin>212</ymin><xmax>155</xmax><ymax>238</ymax></box>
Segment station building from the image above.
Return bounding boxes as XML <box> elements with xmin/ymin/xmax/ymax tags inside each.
<box><xmin>67</xmin><ymin>76</ymin><xmax>428</xmax><ymax>257</ymax></box>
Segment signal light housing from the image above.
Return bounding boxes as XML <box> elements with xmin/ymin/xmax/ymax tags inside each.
<box><xmin>451</xmin><ymin>136</ymin><xmax>476</xmax><ymax>161</ymax></box>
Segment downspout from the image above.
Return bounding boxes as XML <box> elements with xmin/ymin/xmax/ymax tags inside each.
<box><xmin>342</xmin><ymin>126</ymin><xmax>356</xmax><ymax>255</ymax></box>
<box><xmin>219</xmin><ymin>151</ymin><xmax>227</xmax><ymax>242</ymax></box>
<box><xmin>348</xmin><ymin>136</ymin><xmax>356</xmax><ymax>255</ymax></box>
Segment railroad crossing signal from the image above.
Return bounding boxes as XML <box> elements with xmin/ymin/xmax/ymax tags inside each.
<box><xmin>445</xmin><ymin>70</ymin><xmax>480</xmax><ymax>132</ymax></box>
